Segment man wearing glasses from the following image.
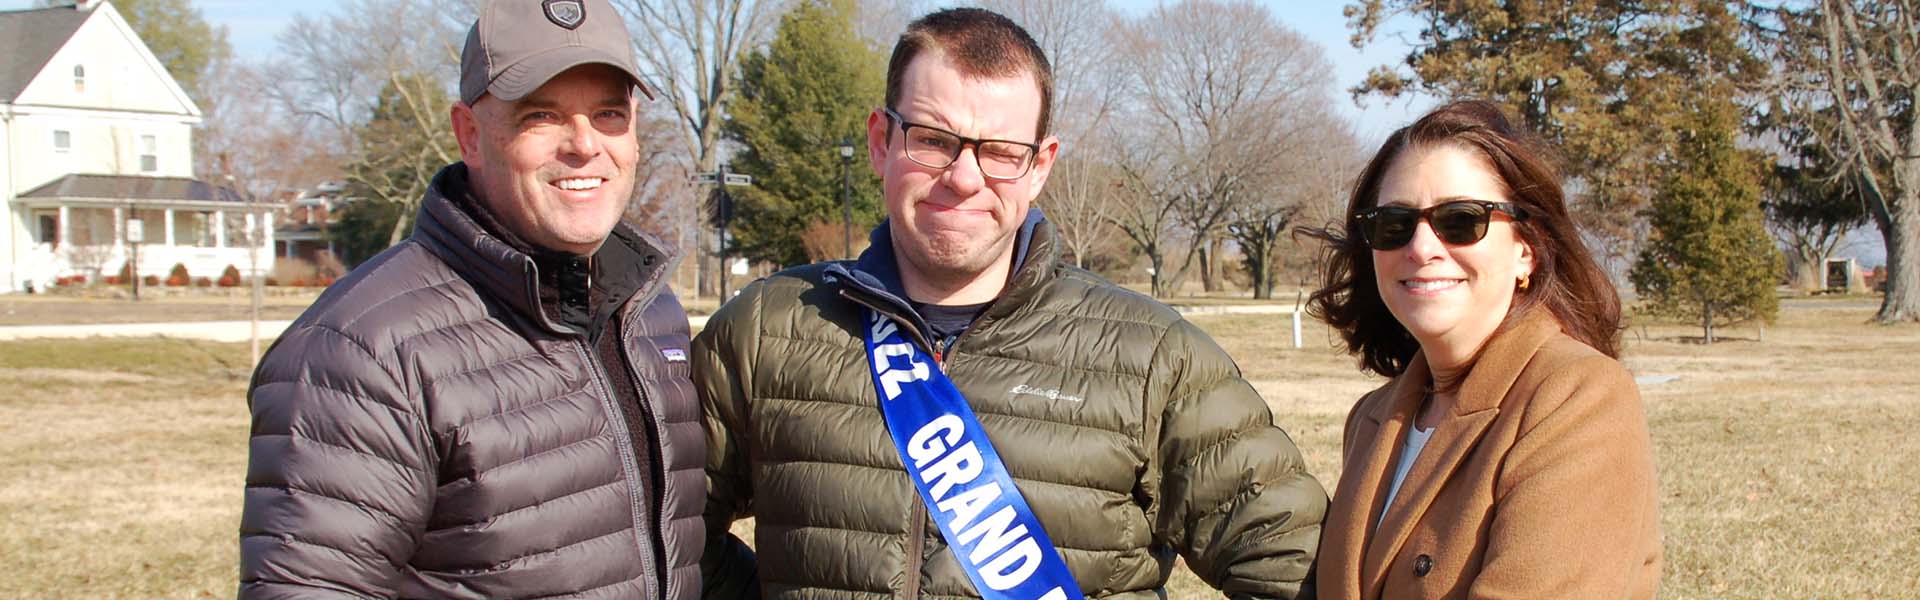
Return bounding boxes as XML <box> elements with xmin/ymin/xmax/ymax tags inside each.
<box><xmin>693</xmin><ymin>8</ymin><xmax>1326</xmax><ymax>599</ymax></box>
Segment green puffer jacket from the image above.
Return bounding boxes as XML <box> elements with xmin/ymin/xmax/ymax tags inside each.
<box><xmin>694</xmin><ymin>216</ymin><xmax>1327</xmax><ymax>599</ymax></box>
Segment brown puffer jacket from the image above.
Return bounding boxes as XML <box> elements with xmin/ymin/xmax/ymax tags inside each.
<box><xmin>239</xmin><ymin>165</ymin><xmax>705</xmax><ymax>599</ymax></box>
<box><xmin>695</xmin><ymin>215</ymin><xmax>1328</xmax><ymax>599</ymax></box>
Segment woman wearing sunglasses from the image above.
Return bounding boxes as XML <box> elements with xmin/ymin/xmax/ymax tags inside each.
<box><xmin>1301</xmin><ymin>100</ymin><xmax>1661</xmax><ymax>599</ymax></box>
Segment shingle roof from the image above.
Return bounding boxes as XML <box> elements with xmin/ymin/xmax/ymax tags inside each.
<box><xmin>0</xmin><ymin>6</ymin><xmax>93</xmax><ymax>103</ymax></box>
<box><xmin>18</xmin><ymin>174</ymin><xmax>246</xmax><ymax>204</ymax></box>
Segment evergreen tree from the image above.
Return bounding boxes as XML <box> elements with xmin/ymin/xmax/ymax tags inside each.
<box><xmin>331</xmin><ymin>198</ymin><xmax>408</xmax><ymax>267</ymax></box>
<box><xmin>723</xmin><ymin>0</ymin><xmax>885</xmax><ymax>267</ymax></box>
<box><xmin>1348</xmin><ymin>0</ymin><xmax>1763</xmax><ymax>257</ymax></box>
<box><xmin>1631</xmin><ymin>101</ymin><xmax>1783</xmax><ymax>343</ymax></box>
<box><xmin>333</xmin><ymin>73</ymin><xmax>458</xmax><ymax>263</ymax></box>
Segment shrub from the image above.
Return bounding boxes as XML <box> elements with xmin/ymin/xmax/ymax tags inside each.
<box><xmin>142</xmin><ymin>275</ymin><xmax>161</xmax><ymax>287</ymax></box>
<box><xmin>165</xmin><ymin>263</ymin><xmax>191</xmax><ymax>287</ymax></box>
<box><xmin>193</xmin><ymin>277</ymin><xmax>213</xmax><ymax>288</ymax></box>
<box><xmin>104</xmin><ymin>276</ymin><xmax>125</xmax><ymax>285</ymax></box>
<box><xmin>217</xmin><ymin>265</ymin><xmax>242</xmax><ymax>287</ymax></box>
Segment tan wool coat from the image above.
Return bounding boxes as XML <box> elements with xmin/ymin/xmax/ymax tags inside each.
<box><xmin>1312</xmin><ymin>310</ymin><xmax>1662</xmax><ymax>600</ymax></box>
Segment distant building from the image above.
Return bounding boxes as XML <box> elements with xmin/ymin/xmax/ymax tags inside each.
<box><xmin>275</xmin><ymin>181</ymin><xmax>349</xmax><ymax>269</ymax></box>
<box><xmin>2</xmin><ymin>0</ymin><xmax>272</xmax><ymax>292</ymax></box>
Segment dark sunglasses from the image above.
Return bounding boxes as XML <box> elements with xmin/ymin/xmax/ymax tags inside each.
<box><xmin>1353</xmin><ymin>200</ymin><xmax>1528</xmax><ymax>250</ymax></box>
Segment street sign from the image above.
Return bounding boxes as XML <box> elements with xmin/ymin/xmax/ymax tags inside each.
<box><xmin>691</xmin><ymin>170</ymin><xmax>752</xmax><ymax>187</ymax></box>
<box><xmin>126</xmin><ymin>219</ymin><xmax>144</xmax><ymax>243</ymax></box>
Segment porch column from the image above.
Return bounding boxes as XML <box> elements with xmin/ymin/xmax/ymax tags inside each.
<box><xmin>214</xmin><ymin>209</ymin><xmax>227</xmax><ymax>248</ymax></box>
<box><xmin>260</xmin><ymin>210</ymin><xmax>276</xmax><ymax>274</ymax></box>
<box><xmin>164</xmin><ymin>209</ymin><xmax>175</xmax><ymax>246</ymax></box>
<box><xmin>57</xmin><ymin>205</ymin><xmax>70</xmax><ymax>249</ymax></box>
<box><xmin>112</xmin><ymin>207</ymin><xmax>125</xmax><ymax>250</ymax></box>
<box><xmin>261</xmin><ymin>212</ymin><xmax>275</xmax><ymax>258</ymax></box>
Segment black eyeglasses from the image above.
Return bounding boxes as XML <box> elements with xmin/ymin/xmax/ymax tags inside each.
<box><xmin>1353</xmin><ymin>199</ymin><xmax>1528</xmax><ymax>250</ymax></box>
<box><xmin>883</xmin><ymin>107</ymin><xmax>1041</xmax><ymax>180</ymax></box>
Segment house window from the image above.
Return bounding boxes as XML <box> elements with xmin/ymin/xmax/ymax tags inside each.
<box><xmin>73</xmin><ymin>65</ymin><xmax>85</xmax><ymax>93</ymax></box>
<box><xmin>54</xmin><ymin>130</ymin><xmax>71</xmax><ymax>153</ymax></box>
<box><xmin>36</xmin><ymin>212</ymin><xmax>59</xmax><ymax>248</ymax></box>
<box><xmin>175</xmin><ymin>210</ymin><xmax>216</xmax><ymax>248</ymax></box>
<box><xmin>70</xmin><ymin>208</ymin><xmax>113</xmax><ymax>246</ymax></box>
<box><xmin>140</xmin><ymin>135</ymin><xmax>158</xmax><ymax>172</ymax></box>
<box><xmin>133</xmin><ymin>209</ymin><xmax>166</xmax><ymax>244</ymax></box>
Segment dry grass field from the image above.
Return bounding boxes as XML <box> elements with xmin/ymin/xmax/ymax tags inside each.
<box><xmin>0</xmin><ymin>299</ymin><xmax>1914</xmax><ymax>598</ymax></box>
<box><xmin>0</xmin><ymin>292</ymin><xmax>321</xmax><ymax>326</ymax></box>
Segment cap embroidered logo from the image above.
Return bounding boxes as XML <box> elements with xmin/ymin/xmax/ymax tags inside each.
<box><xmin>543</xmin><ymin>0</ymin><xmax>585</xmax><ymax>29</ymax></box>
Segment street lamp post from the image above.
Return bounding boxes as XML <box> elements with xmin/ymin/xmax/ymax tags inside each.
<box><xmin>838</xmin><ymin>137</ymin><xmax>855</xmax><ymax>260</ymax></box>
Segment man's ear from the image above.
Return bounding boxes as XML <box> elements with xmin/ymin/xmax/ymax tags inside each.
<box><xmin>866</xmin><ymin>108</ymin><xmax>889</xmax><ymax>179</ymax></box>
<box><xmin>452</xmin><ymin>101</ymin><xmax>481</xmax><ymax>165</ymax></box>
<box><xmin>1024</xmin><ymin>134</ymin><xmax>1062</xmax><ymax>195</ymax></box>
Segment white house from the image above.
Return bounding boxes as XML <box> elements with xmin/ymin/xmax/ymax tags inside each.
<box><xmin>2</xmin><ymin>0</ymin><xmax>271</xmax><ymax>292</ymax></box>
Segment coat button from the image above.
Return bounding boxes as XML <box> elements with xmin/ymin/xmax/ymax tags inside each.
<box><xmin>1413</xmin><ymin>554</ymin><xmax>1433</xmax><ymax>577</ymax></box>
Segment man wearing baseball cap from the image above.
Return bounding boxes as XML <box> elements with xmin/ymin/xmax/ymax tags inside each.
<box><xmin>237</xmin><ymin>1</ymin><xmax>735</xmax><ymax>597</ymax></box>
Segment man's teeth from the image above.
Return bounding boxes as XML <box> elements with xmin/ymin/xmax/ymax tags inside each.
<box><xmin>1405</xmin><ymin>279</ymin><xmax>1462</xmax><ymax>291</ymax></box>
<box><xmin>555</xmin><ymin>178</ymin><xmax>603</xmax><ymax>191</ymax></box>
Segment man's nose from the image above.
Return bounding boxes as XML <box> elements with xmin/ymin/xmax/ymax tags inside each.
<box><xmin>559</xmin><ymin>114</ymin><xmax>602</xmax><ymax>161</ymax></box>
<box><xmin>940</xmin><ymin>144</ymin><xmax>986</xmax><ymax>196</ymax></box>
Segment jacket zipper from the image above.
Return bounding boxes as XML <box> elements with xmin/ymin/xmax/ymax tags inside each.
<box><xmin>840</xmin><ymin>288</ymin><xmax>998</xmax><ymax>599</ymax></box>
<box><xmin>616</xmin><ymin>312</ymin><xmax>678</xmax><ymax>600</ymax></box>
<box><xmin>613</xmin><ymin>253</ymin><xmax>678</xmax><ymax>600</ymax></box>
<box><xmin>579</xmin><ymin>339</ymin><xmax>663</xmax><ymax>600</ymax></box>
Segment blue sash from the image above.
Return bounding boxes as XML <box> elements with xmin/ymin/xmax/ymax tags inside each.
<box><xmin>862</xmin><ymin>310</ymin><xmax>1083</xmax><ymax>600</ymax></box>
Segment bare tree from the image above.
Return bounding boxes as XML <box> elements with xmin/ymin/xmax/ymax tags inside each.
<box><xmin>1762</xmin><ymin>1</ymin><xmax>1920</xmax><ymax>322</ymax></box>
<box><xmin>267</xmin><ymin>0</ymin><xmax>475</xmax><ymax>246</ymax></box>
<box><xmin>1102</xmin><ymin>129</ymin><xmax>1182</xmax><ymax>295</ymax></box>
<box><xmin>619</xmin><ymin>0</ymin><xmax>787</xmax><ymax>296</ymax></box>
<box><xmin>1039</xmin><ymin>141</ymin><xmax>1117</xmax><ymax>269</ymax></box>
<box><xmin>1231</xmin><ymin>117</ymin><xmax>1362</xmax><ymax>299</ymax></box>
<box><xmin>1112</xmin><ymin>0</ymin><xmax>1338</xmax><ymax>297</ymax></box>
<box><xmin>1764</xmin><ymin>153</ymin><xmax>1871</xmax><ymax>291</ymax></box>
<box><xmin>626</xmin><ymin>102</ymin><xmax>698</xmax><ymax>241</ymax></box>
<box><xmin>973</xmin><ymin>0</ymin><xmax>1125</xmax><ymax>270</ymax></box>
<box><xmin>198</xmin><ymin>60</ymin><xmax>341</xmax><ymax>200</ymax></box>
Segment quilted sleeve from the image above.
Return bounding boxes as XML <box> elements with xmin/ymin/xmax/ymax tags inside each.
<box><xmin>692</xmin><ymin>289</ymin><xmax>761</xmax><ymax>599</ymax></box>
<box><xmin>1152</xmin><ymin>319</ymin><xmax>1329</xmax><ymax>600</ymax></box>
<box><xmin>237</xmin><ymin>324</ymin><xmax>434</xmax><ymax>599</ymax></box>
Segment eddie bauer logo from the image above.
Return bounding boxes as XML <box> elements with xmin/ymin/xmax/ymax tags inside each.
<box><xmin>1010</xmin><ymin>385</ymin><xmax>1083</xmax><ymax>403</ymax></box>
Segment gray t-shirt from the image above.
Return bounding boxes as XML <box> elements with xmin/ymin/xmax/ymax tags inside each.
<box><xmin>1379</xmin><ymin>422</ymin><xmax>1435</xmax><ymax>530</ymax></box>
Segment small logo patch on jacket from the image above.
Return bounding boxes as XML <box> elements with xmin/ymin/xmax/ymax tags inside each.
<box><xmin>661</xmin><ymin>348</ymin><xmax>688</xmax><ymax>363</ymax></box>
<box><xmin>1010</xmin><ymin>384</ymin><xmax>1083</xmax><ymax>403</ymax></box>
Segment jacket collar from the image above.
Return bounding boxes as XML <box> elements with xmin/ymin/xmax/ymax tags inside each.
<box><xmin>1363</xmin><ymin>309</ymin><xmax>1561</xmax><ymax>426</ymax></box>
<box><xmin>1344</xmin><ymin>308</ymin><xmax>1564</xmax><ymax>594</ymax></box>
<box><xmin>825</xmin><ymin>208</ymin><xmax>1052</xmax><ymax>329</ymax></box>
<box><xmin>412</xmin><ymin>163</ymin><xmax>677</xmax><ymax>336</ymax></box>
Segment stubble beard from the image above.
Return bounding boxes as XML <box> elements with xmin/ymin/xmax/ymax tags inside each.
<box><xmin>897</xmin><ymin>228</ymin><xmax>1018</xmax><ymax>291</ymax></box>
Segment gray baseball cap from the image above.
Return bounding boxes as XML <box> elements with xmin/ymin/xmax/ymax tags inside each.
<box><xmin>459</xmin><ymin>0</ymin><xmax>653</xmax><ymax>106</ymax></box>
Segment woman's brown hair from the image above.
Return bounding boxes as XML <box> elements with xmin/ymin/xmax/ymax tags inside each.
<box><xmin>1300</xmin><ymin>99</ymin><xmax>1621</xmax><ymax>378</ymax></box>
